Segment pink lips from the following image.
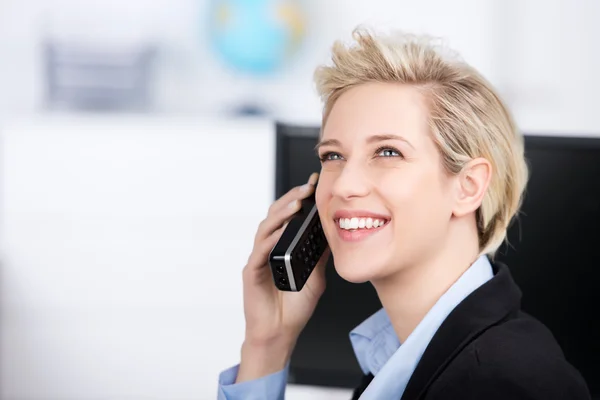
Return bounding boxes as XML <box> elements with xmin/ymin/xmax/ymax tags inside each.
<box><xmin>336</xmin><ymin>223</ymin><xmax>388</xmax><ymax>242</ymax></box>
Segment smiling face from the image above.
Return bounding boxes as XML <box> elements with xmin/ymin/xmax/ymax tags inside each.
<box><xmin>315</xmin><ymin>82</ymin><xmax>458</xmax><ymax>283</ymax></box>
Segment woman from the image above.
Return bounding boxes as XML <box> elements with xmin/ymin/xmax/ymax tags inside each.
<box><xmin>217</xmin><ymin>28</ymin><xmax>591</xmax><ymax>399</ymax></box>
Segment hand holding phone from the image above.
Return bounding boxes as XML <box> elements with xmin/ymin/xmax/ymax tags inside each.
<box><xmin>237</xmin><ymin>173</ymin><xmax>330</xmax><ymax>383</ymax></box>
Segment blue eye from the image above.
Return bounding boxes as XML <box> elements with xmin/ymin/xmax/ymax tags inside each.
<box><xmin>377</xmin><ymin>147</ymin><xmax>401</xmax><ymax>157</ymax></box>
<box><xmin>319</xmin><ymin>152</ymin><xmax>343</xmax><ymax>162</ymax></box>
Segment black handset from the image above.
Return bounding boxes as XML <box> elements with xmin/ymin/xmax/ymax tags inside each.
<box><xmin>268</xmin><ymin>187</ymin><xmax>328</xmax><ymax>292</ymax></box>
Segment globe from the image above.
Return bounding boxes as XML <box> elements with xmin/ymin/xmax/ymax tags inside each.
<box><xmin>208</xmin><ymin>0</ymin><xmax>306</xmax><ymax>75</ymax></box>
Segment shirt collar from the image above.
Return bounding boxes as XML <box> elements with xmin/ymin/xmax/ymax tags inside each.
<box><xmin>349</xmin><ymin>255</ymin><xmax>494</xmax><ymax>376</ymax></box>
<box><xmin>349</xmin><ymin>308</ymin><xmax>400</xmax><ymax>375</ymax></box>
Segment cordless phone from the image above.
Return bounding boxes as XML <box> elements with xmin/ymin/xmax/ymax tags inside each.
<box><xmin>268</xmin><ymin>190</ymin><xmax>328</xmax><ymax>292</ymax></box>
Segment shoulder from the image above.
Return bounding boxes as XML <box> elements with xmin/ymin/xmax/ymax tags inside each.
<box><xmin>431</xmin><ymin>312</ymin><xmax>591</xmax><ymax>400</ymax></box>
<box><xmin>475</xmin><ymin>313</ymin><xmax>589</xmax><ymax>397</ymax></box>
<box><xmin>475</xmin><ymin>310</ymin><xmax>566</xmax><ymax>365</ymax></box>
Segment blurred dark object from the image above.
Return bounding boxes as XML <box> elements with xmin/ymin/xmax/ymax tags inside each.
<box><xmin>231</xmin><ymin>102</ymin><xmax>268</xmax><ymax>116</ymax></box>
<box><xmin>43</xmin><ymin>41</ymin><xmax>157</xmax><ymax>112</ymax></box>
<box><xmin>274</xmin><ymin>122</ymin><xmax>599</xmax><ymax>397</ymax></box>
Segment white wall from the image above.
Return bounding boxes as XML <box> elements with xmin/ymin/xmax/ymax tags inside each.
<box><xmin>491</xmin><ymin>0</ymin><xmax>600</xmax><ymax>133</ymax></box>
<box><xmin>0</xmin><ymin>116</ymin><xmax>268</xmax><ymax>399</ymax></box>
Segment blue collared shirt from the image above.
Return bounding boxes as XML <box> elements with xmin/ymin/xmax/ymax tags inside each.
<box><xmin>217</xmin><ymin>255</ymin><xmax>493</xmax><ymax>399</ymax></box>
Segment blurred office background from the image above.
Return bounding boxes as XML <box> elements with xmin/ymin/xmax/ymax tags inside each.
<box><xmin>0</xmin><ymin>0</ymin><xmax>598</xmax><ymax>399</ymax></box>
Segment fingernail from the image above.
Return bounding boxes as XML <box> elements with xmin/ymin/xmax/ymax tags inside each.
<box><xmin>299</xmin><ymin>183</ymin><xmax>311</xmax><ymax>193</ymax></box>
<box><xmin>307</xmin><ymin>172</ymin><xmax>319</xmax><ymax>185</ymax></box>
<box><xmin>288</xmin><ymin>200</ymin><xmax>299</xmax><ymax>208</ymax></box>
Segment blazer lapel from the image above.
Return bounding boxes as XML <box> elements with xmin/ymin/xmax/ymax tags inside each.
<box><xmin>351</xmin><ymin>373</ymin><xmax>374</xmax><ymax>400</ymax></box>
<box><xmin>401</xmin><ymin>263</ymin><xmax>522</xmax><ymax>400</ymax></box>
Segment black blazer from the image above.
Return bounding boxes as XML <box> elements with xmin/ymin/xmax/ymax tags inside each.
<box><xmin>351</xmin><ymin>263</ymin><xmax>591</xmax><ymax>400</ymax></box>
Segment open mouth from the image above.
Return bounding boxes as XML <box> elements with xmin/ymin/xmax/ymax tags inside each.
<box><xmin>335</xmin><ymin>217</ymin><xmax>390</xmax><ymax>231</ymax></box>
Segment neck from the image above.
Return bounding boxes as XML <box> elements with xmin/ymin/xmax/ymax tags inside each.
<box><xmin>372</xmin><ymin>219</ymin><xmax>480</xmax><ymax>343</ymax></box>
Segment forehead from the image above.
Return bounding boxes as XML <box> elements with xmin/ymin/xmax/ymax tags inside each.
<box><xmin>322</xmin><ymin>82</ymin><xmax>431</xmax><ymax>146</ymax></box>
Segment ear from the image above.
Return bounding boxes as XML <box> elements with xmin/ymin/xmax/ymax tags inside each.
<box><xmin>452</xmin><ymin>157</ymin><xmax>492</xmax><ymax>218</ymax></box>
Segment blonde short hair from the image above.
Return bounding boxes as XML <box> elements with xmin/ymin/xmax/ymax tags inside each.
<box><xmin>314</xmin><ymin>27</ymin><xmax>528</xmax><ymax>256</ymax></box>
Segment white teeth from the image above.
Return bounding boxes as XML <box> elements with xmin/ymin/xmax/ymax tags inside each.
<box><xmin>337</xmin><ymin>217</ymin><xmax>388</xmax><ymax>230</ymax></box>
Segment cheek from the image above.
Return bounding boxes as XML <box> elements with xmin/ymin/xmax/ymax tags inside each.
<box><xmin>315</xmin><ymin>176</ymin><xmax>332</xmax><ymax>211</ymax></box>
<box><xmin>378</xmin><ymin>166</ymin><xmax>452</xmax><ymax>216</ymax></box>
<box><xmin>376</xmin><ymin>168</ymin><xmax>426</xmax><ymax>203</ymax></box>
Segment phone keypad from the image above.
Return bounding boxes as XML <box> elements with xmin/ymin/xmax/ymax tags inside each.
<box><xmin>292</xmin><ymin>218</ymin><xmax>328</xmax><ymax>287</ymax></box>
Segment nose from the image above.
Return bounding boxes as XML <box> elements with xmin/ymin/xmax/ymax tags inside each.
<box><xmin>331</xmin><ymin>161</ymin><xmax>370</xmax><ymax>200</ymax></box>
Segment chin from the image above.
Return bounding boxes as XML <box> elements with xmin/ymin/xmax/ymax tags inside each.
<box><xmin>331</xmin><ymin>250</ymin><xmax>387</xmax><ymax>283</ymax></box>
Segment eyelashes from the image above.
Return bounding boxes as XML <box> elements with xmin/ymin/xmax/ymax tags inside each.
<box><xmin>374</xmin><ymin>146</ymin><xmax>403</xmax><ymax>158</ymax></box>
<box><xmin>318</xmin><ymin>146</ymin><xmax>404</xmax><ymax>163</ymax></box>
<box><xmin>319</xmin><ymin>152</ymin><xmax>343</xmax><ymax>162</ymax></box>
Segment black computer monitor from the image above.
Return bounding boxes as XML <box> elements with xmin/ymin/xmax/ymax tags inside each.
<box><xmin>274</xmin><ymin>122</ymin><xmax>599</xmax><ymax>395</ymax></box>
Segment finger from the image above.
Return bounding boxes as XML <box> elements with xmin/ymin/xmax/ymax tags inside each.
<box><xmin>246</xmin><ymin>224</ymin><xmax>287</xmax><ymax>269</ymax></box>
<box><xmin>256</xmin><ymin>197</ymin><xmax>303</xmax><ymax>241</ymax></box>
<box><xmin>268</xmin><ymin>172</ymin><xmax>319</xmax><ymax>216</ymax></box>
<box><xmin>268</xmin><ymin>181</ymin><xmax>314</xmax><ymax>216</ymax></box>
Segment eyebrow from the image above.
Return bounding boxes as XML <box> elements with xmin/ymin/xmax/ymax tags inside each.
<box><xmin>314</xmin><ymin>133</ymin><xmax>414</xmax><ymax>152</ymax></box>
<box><xmin>368</xmin><ymin>134</ymin><xmax>415</xmax><ymax>149</ymax></box>
<box><xmin>314</xmin><ymin>139</ymin><xmax>340</xmax><ymax>152</ymax></box>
